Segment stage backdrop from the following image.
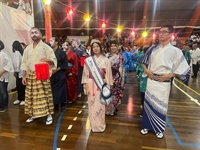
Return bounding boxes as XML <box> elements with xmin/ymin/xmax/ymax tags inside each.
<box><xmin>0</xmin><ymin>3</ymin><xmax>34</xmax><ymax>90</ymax></box>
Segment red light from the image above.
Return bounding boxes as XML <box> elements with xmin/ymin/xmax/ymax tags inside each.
<box><xmin>101</xmin><ymin>21</ymin><xmax>106</xmax><ymax>28</ymax></box>
<box><xmin>131</xmin><ymin>30</ymin><xmax>135</xmax><ymax>35</ymax></box>
<box><xmin>171</xmin><ymin>34</ymin><xmax>176</xmax><ymax>40</ymax></box>
<box><xmin>66</xmin><ymin>7</ymin><xmax>73</xmax><ymax>15</ymax></box>
<box><xmin>152</xmin><ymin>33</ymin><xmax>156</xmax><ymax>39</ymax></box>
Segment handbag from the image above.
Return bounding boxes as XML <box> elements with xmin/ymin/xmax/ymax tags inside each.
<box><xmin>100</xmin><ymin>83</ymin><xmax>112</xmax><ymax>106</ymax></box>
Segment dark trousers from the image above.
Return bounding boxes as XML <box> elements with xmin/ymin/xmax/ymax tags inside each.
<box><xmin>192</xmin><ymin>63</ymin><xmax>199</xmax><ymax>77</ymax></box>
<box><xmin>16</xmin><ymin>73</ymin><xmax>26</xmax><ymax>101</ymax></box>
<box><xmin>0</xmin><ymin>81</ymin><xmax>8</xmax><ymax>108</ymax></box>
<box><xmin>78</xmin><ymin>66</ymin><xmax>83</xmax><ymax>95</ymax></box>
<box><xmin>141</xmin><ymin>92</ymin><xmax>145</xmax><ymax>106</ymax></box>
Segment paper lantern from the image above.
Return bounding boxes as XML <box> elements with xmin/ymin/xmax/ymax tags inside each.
<box><xmin>101</xmin><ymin>21</ymin><xmax>106</xmax><ymax>28</ymax></box>
<box><xmin>142</xmin><ymin>31</ymin><xmax>148</xmax><ymax>38</ymax></box>
<box><xmin>42</xmin><ymin>0</ymin><xmax>51</xmax><ymax>5</ymax></box>
<box><xmin>83</xmin><ymin>14</ymin><xmax>90</xmax><ymax>22</ymax></box>
<box><xmin>35</xmin><ymin>63</ymin><xmax>50</xmax><ymax>80</ymax></box>
<box><xmin>116</xmin><ymin>26</ymin><xmax>123</xmax><ymax>32</ymax></box>
<box><xmin>80</xmin><ymin>57</ymin><xmax>87</xmax><ymax>67</ymax></box>
<box><xmin>66</xmin><ymin>7</ymin><xmax>73</xmax><ymax>15</ymax></box>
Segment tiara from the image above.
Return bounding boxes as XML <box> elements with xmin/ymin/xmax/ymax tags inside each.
<box><xmin>90</xmin><ymin>39</ymin><xmax>101</xmax><ymax>45</ymax></box>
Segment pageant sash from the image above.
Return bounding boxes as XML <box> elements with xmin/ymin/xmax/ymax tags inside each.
<box><xmin>85</xmin><ymin>56</ymin><xmax>112</xmax><ymax>106</ymax></box>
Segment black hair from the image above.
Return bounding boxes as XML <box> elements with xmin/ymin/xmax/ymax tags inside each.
<box><xmin>12</xmin><ymin>41</ymin><xmax>24</xmax><ymax>55</ymax></box>
<box><xmin>160</xmin><ymin>25</ymin><xmax>174</xmax><ymax>33</ymax></box>
<box><xmin>143</xmin><ymin>46</ymin><xmax>150</xmax><ymax>53</ymax></box>
<box><xmin>90</xmin><ymin>42</ymin><xmax>104</xmax><ymax>56</ymax></box>
<box><xmin>65</xmin><ymin>40</ymin><xmax>71</xmax><ymax>46</ymax></box>
<box><xmin>0</xmin><ymin>40</ymin><xmax>4</xmax><ymax>50</ymax></box>
<box><xmin>110</xmin><ymin>40</ymin><xmax>119</xmax><ymax>46</ymax></box>
<box><xmin>52</xmin><ymin>37</ymin><xmax>60</xmax><ymax>46</ymax></box>
<box><xmin>30</xmin><ymin>27</ymin><xmax>41</xmax><ymax>33</ymax></box>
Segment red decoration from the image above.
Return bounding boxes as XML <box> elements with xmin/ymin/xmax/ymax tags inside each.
<box><xmin>44</xmin><ymin>5</ymin><xmax>52</xmax><ymax>43</ymax></box>
<box><xmin>80</xmin><ymin>57</ymin><xmax>87</xmax><ymax>67</ymax></box>
<box><xmin>66</xmin><ymin>7</ymin><xmax>73</xmax><ymax>15</ymax></box>
<box><xmin>35</xmin><ymin>63</ymin><xmax>50</xmax><ymax>80</ymax></box>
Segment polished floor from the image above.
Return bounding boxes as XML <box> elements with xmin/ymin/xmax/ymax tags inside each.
<box><xmin>0</xmin><ymin>72</ymin><xmax>200</xmax><ymax>150</ymax></box>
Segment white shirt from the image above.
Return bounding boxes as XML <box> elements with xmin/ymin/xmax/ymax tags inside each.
<box><xmin>150</xmin><ymin>43</ymin><xmax>189</xmax><ymax>75</ymax></box>
<box><xmin>190</xmin><ymin>48</ymin><xmax>200</xmax><ymax>64</ymax></box>
<box><xmin>0</xmin><ymin>51</ymin><xmax>13</xmax><ymax>82</ymax></box>
<box><xmin>13</xmin><ymin>51</ymin><xmax>23</xmax><ymax>78</ymax></box>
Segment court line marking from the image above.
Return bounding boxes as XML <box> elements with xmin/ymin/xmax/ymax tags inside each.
<box><xmin>61</xmin><ymin>135</ymin><xmax>67</xmax><ymax>141</ymax></box>
<box><xmin>73</xmin><ymin>117</ymin><xmax>77</xmax><ymax>121</ymax></box>
<box><xmin>118</xmin><ymin>113</ymin><xmax>200</xmax><ymax>147</ymax></box>
<box><xmin>174</xmin><ymin>78</ymin><xmax>200</xmax><ymax>96</ymax></box>
<box><xmin>53</xmin><ymin>105</ymin><xmax>67</xmax><ymax>150</ymax></box>
<box><xmin>173</xmin><ymin>78</ymin><xmax>200</xmax><ymax>106</ymax></box>
<box><xmin>67</xmin><ymin>125</ymin><xmax>73</xmax><ymax>130</ymax></box>
<box><xmin>166</xmin><ymin>117</ymin><xmax>200</xmax><ymax>147</ymax></box>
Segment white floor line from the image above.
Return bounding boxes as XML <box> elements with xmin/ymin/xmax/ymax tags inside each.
<box><xmin>57</xmin><ymin>148</ymin><xmax>61</xmax><ymax>150</ymax></box>
<box><xmin>68</xmin><ymin>125</ymin><xmax>73</xmax><ymax>130</ymax></box>
<box><xmin>61</xmin><ymin>135</ymin><xmax>67</xmax><ymax>141</ymax></box>
<box><xmin>73</xmin><ymin>117</ymin><xmax>77</xmax><ymax>121</ymax></box>
<box><xmin>173</xmin><ymin>79</ymin><xmax>200</xmax><ymax>106</ymax></box>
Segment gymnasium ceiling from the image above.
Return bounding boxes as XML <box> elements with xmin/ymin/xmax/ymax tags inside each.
<box><xmin>33</xmin><ymin>0</ymin><xmax>200</xmax><ymax>36</ymax></box>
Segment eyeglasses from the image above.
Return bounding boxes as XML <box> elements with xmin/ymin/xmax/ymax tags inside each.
<box><xmin>158</xmin><ymin>31</ymin><xmax>171</xmax><ymax>35</ymax></box>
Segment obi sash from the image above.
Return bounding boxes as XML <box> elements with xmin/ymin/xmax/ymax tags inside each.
<box><xmin>68</xmin><ymin>62</ymin><xmax>73</xmax><ymax>67</ymax></box>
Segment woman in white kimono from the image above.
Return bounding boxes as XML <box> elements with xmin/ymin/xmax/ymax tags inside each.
<box><xmin>82</xmin><ymin>40</ymin><xmax>113</xmax><ymax>132</ymax></box>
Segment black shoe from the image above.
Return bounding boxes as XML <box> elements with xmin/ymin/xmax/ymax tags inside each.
<box><xmin>54</xmin><ymin>105</ymin><xmax>59</xmax><ymax>110</ymax></box>
<box><xmin>0</xmin><ymin>106</ymin><xmax>8</xmax><ymax>112</ymax></box>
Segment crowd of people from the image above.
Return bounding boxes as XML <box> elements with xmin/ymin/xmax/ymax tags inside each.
<box><xmin>0</xmin><ymin>25</ymin><xmax>199</xmax><ymax>139</ymax></box>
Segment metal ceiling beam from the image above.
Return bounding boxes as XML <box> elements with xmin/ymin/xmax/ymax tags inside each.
<box><xmin>183</xmin><ymin>0</ymin><xmax>200</xmax><ymax>37</ymax></box>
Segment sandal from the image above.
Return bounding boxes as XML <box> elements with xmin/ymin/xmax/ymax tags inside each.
<box><xmin>156</xmin><ymin>132</ymin><xmax>164</xmax><ymax>139</ymax></box>
<box><xmin>26</xmin><ymin>117</ymin><xmax>34</xmax><ymax>123</ymax></box>
<box><xmin>141</xmin><ymin>128</ymin><xmax>149</xmax><ymax>135</ymax></box>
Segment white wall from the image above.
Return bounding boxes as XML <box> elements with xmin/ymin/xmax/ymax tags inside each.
<box><xmin>0</xmin><ymin>3</ymin><xmax>34</xmax><ymax>90</ymax></box>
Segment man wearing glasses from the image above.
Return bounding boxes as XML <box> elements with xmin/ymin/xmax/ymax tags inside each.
<box><xmin>140</xmin><ymin>25</ymin><xmax>190</xmax><ymax>139</ymax></box>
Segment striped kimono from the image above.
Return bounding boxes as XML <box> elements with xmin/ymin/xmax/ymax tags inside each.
<box><xmin>140</xmin><ymin>43</ymin><xmax>190</xmax><ymax>133</ymax></box>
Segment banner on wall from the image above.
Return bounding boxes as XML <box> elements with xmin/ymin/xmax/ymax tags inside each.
<box><xmin>0</xmin><ymin>3</ymin><xmax>34</xmax><ymax>90</ymax></box>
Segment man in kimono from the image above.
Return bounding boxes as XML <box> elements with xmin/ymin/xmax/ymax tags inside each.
<box><xmin>71</xmin><ymin>38</ymin><xmax>87</xmax><ymax>98</ymax></box>
<box><xmin>50</xmin><ymin>37</ymin><xmax>68</xmax><ymax>111</ymax></box>
<box><xmin>140</xmin><ymin>25</ymin><xmax>190</xmax><ymax>138</ymax></box>
<box><xmin>21</xmin><ymin>27</ymin><xmax>57</xmax><ymax>125</ymax></box>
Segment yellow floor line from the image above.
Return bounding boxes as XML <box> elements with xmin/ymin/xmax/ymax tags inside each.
<box><xmin>174</xmin><ymin>78</ymin><xmax>200</xmax><ymax>96</ymax></box>
<box><xmin>173</xmin><ymin>79</ymin><xmax>200</xmax><ymax>106</ymax></box>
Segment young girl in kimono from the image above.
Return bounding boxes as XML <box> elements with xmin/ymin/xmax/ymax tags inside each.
<box><xmin>82</xmin><ymin>40</ymin><xmax>113</xmax><ymax>132</ymax></box>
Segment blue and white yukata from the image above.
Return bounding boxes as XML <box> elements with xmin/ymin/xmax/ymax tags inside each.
<box><xmin>140</xmin><ymin>43</ymin><xmax>190</xmax><ymax>133</ymax></box>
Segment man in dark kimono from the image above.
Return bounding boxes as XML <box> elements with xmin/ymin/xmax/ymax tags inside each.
<box><xmin>50</xmin><ymin>37</ymin><xmax>68</xmax><ymax>111</ymax></box>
